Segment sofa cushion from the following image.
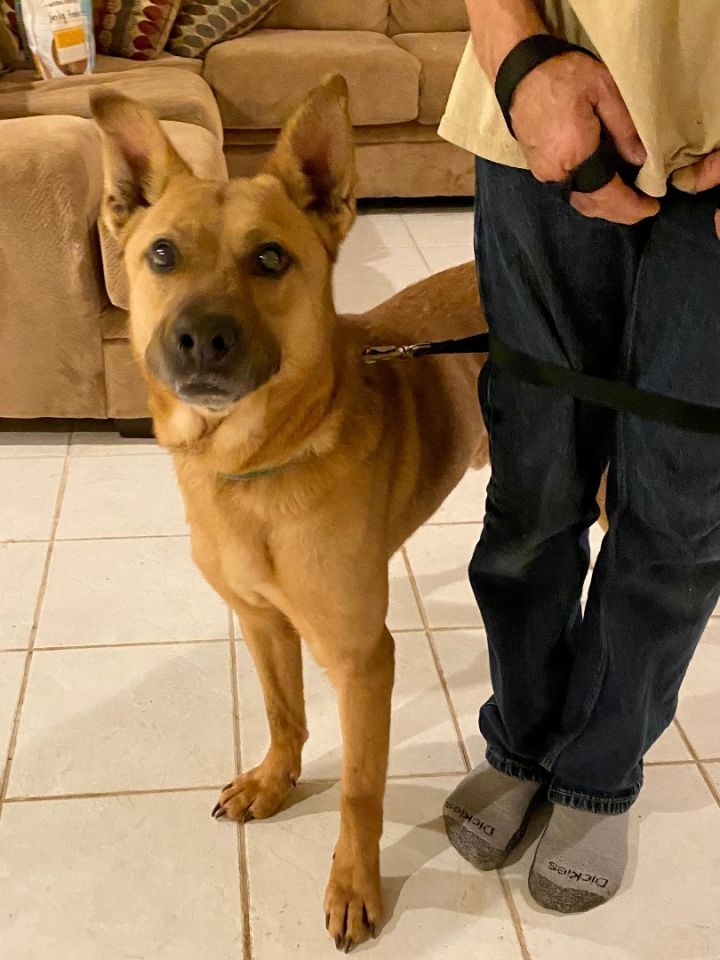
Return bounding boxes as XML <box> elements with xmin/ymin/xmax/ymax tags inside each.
<box><xmin>393</xmin><ymin>32</ymin><xmax>468</xmax><ymax>124</ymax></box>
<box><xmin>2</xmin><ymin>50</ymin><xmax>203</xmax><ymax>80</ymax></box>
<box><xmin>264</xmin><ymin>0</ymin><xmax>388</xmax><ymax>32</ymax></box>
<box><xmin>204</xmin><ymin>29</ymin><xmax>420</xmax><ymax>128</ymax></box>
<box><xmin>100</xmin><ymin>118</ymin><xmax>228</xmax><ymax>310</ymax></box>
<box><xmin>94</xmin><ymin>0</ymin><xmax>183</xmax><ymax>60</ymax></box>
<box><xmin>168</xmin><ymin>0</ymin><xmax>280</xmax><ymax>60</ymax></box>
<box><xmin>223</xmin><ymin>136</ymin><xmax>474</xmax><ymax>198</ymax></box>
<box><xmin>388</xmin><ymin>0</ymin><xmax>468</xmax><ymax>35</ymax></box>
<box><xmin>0</xmin><ymin>66</ymin><xmax>222</xmax><ymax>140</ymax></box>
<box><xmin>94</xmin><ymin>51</ymin><xmax>202</xmax><ymax>73</ymax></box>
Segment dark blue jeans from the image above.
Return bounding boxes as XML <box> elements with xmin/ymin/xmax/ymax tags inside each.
<box><xmin>471</xmin><ymin>157</ymin><xmax>720</xmax><ymax>814</ymax></box>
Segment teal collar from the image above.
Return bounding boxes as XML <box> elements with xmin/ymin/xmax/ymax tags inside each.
<box><xmin>219</xmin><ymin>455</ymin><xmax>305</xmax><ymax>483</ymax></box>
<box><xmin>220</xmin><ymin>468</ymin><xmax>281</xmax><ymax>482</ymax></box>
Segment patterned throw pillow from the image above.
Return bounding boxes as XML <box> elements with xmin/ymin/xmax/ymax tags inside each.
<box><xmin>0</xmin><ymin>0</ymin><xmax>34</xmax><ymax>67</ymax></box>
<box><xmin>167</xmin><ymin>0</ymin><xmax>279</xmax><ymax>59</ymax></box>
<box><xmin>0</xmin><ymin>16</ymin><xmax>14</xmax><ymax>69</ymax></box>
<box><xmin>93</xmin><ymin>0</ymin><xmax>182</xmax><ymax>60</ymax></box>
<box><xmin>0</xmin><ymin>0</ymin><xmax>20</xmax><ymax>42</ymax></box>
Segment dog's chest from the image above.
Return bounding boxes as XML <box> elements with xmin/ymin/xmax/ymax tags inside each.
<box><xmin>181</xmin><ymin>479</ymin><xmax>277</xmax><ymax>602</ymax></box>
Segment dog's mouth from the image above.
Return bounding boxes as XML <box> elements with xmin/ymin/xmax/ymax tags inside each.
<box><xmin>174</xmin><ymin>380</ymin><xmax>240</xmax><ymax>411</ymax></box>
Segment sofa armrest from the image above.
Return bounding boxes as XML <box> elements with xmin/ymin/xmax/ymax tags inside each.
<box><xmin>100</xmin><ymin>119</ymin><xmax>229</xmax><ymax>311</ymax></box>
<box><xmin>0</xmin><ymin>68</ymin><xmax>223</xmax><ymax>141</ymax></box>
<box><xmin>0</xmin><ymin>115</ymin><xmax>108</xmax><ymax>418</ymax></box>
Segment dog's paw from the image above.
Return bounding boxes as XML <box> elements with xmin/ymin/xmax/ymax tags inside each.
<box><xmin>324</xmin><ymin>850</ymin><xmax>383</xmax><ymax>952</ymax></box>
<box><xmin>211</xmin><ymin>764</ymin><xmax>296</xmax><ymax>822</ymax></box>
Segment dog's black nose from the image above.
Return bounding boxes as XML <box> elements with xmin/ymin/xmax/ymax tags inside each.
<box><xmin>169</xmin><ymin>309</ymin><xmax>239</xmax><ymax>375</ymax></box>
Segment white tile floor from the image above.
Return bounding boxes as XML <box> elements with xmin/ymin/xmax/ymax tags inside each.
<box><xmin>1</xmin><ymin>208</ymin><xmax>719</xmax><ymax>959</ymax></box>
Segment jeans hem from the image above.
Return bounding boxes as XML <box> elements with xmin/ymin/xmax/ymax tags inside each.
<box><xmin>548</xmin><ymin>778</ymin><xmax>642</xmax><ymax>815</ymax></box>
<box><xmin>486</xmin><ymin>746</ymin><xmax>549</xmax><ymax>785</ymax></box>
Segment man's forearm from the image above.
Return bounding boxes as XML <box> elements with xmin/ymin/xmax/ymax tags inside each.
<box><xmin>465</xmin><ymin>0</ymin><xmax>547</xmax><ymax>79</ymax></box>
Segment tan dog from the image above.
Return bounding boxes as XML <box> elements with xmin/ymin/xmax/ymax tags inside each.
<box><xmin>91</xmin><ymin>76</ymin><xmax>488</xmax><ymax>950</ymax></box>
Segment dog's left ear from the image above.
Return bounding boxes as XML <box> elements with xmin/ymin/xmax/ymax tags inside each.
<box><xmin>265</xmin><ymin>74</ymin><xmax>356</xmax><ymax>258</ymax></box>
<box><xmin>90</xmin><ymin>90</ymin><xmax>191</xmax><ymax>237</ymax></box>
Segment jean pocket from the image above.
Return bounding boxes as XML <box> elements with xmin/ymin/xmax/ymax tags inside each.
<box><xmin>478</xmin><ymin>359</ymin><xmax>495</xmax><ymax>434</ymax></box>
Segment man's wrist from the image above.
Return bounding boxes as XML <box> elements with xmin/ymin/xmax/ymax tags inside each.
<box><xmin>464</xmin><ymin>0</ymin><xmax>548</xmax><ymax>79</ymax></box>
<box><xmin>495</xmin><ymin>36</ymin><xmax>600</xmax><ymax>135</ymax></box>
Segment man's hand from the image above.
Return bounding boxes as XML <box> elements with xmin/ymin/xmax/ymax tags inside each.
<box><xmin>673</xmin><ymin>153</ymin><xmax>720</xmax><ymax>238</ymax></box>
<box><xmin>510</xmin><ymin>52</ymin><xmax>660</xmax><ymax>224</ymax></box>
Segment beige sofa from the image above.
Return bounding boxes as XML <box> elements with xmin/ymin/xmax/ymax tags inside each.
<box><xmin>211</xmin><ymin>0</ymin><xmax>474</xmax><ymax>197</ymax></box>
<box><xmin>0</xmin><ymin>0</ymin><xmax>473</xmax><ymax>422</ymax></box>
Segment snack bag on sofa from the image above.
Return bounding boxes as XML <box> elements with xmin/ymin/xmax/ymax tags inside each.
<box><xmin>21</xmin><ymin>0</ymin><xmax>94</xmax><ymax>77</ymax></box>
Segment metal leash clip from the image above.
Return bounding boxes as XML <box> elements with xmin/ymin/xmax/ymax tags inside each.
<box><xmin>362</xmin><ymin>342</ymin><xmax>431</xmax><ymax>364</ymax></box>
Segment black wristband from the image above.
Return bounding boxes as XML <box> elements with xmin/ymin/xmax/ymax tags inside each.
<box><xmin>494</xmin><ymin>34</ymin><xmax>600</xmax><ymax>137</ymax></box>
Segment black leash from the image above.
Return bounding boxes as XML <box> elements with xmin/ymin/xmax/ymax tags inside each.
<box><xmin>363</xmin><ymin>333</ymin><xmax>720</xmax><ymax>436</ymax></box>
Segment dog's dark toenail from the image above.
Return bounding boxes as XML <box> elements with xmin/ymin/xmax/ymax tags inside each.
<box><xmin>369</xmin><ymin>922</ymin><xmax>377</xmax><ymax>938</ymax></box>
<box><xmin>211</xmin><ymin>803</ymin><xmax>222</xmax><ymax>817</ymax></box>
<box><xmin>325</xmin><ymin>913</ymin><xmax>330</xmax><ymax>930</ymax></box>
<box><xmin>344</xmin><ymin>940</ymin><xmax>353</xmax><ymax>954</ymax></box>
<box><xmin>335</xmin><ymin>935</ymin><xmax>343</xmax><ymax>950</ymax></box>
<box><xmin>223</xmin><ymin>782</ymin><xmax>234</xmax><ymax>791</ymax></box>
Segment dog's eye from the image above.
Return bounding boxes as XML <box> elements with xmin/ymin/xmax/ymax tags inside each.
<box><xmin>148</xmin><ymin>239</ymin><xmax>179</xmax><ymax>274</ymax></box>
<box><xmin>255</xmin><ymin>242</ymin><xmax>291</xmax><ymax>276</ymax></box>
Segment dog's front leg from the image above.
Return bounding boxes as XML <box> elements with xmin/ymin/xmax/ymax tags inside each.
<box><xmin>321</xmin><ymin>626</ymin><xmax>395</xmax><ymax>951</ymax></box>
<box><xmin>213</xmin><ymin>601</ymin><xmax>306</xmax><ymax>822</ymax></box>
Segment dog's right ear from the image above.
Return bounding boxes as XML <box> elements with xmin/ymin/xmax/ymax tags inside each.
<box><xmin>90</xmin><ymin>91</ymin><xmax>191</xmax><ymax>237</ymax></box>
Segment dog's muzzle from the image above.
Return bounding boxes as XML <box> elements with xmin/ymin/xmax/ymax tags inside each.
<box><xmin>147</xmin><ymin>300</ymin><xmax>281</xmax><ymax>409</ymax></box>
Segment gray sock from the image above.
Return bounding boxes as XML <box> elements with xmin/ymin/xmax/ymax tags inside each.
<box><xmin>529</xmin><ymin>804</ymin><xmax>629</xmax><ymax>912</ymax></box>
<box><xmin>443</xmin><ymin>762</ymin><xmax>544</xmax><ymax>870</ymax></box>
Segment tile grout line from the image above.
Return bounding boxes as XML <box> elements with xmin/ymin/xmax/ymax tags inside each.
<box><xmin>413</xmin><ymin>238</ymin><xmax>435</xmax><ymax>276</ymax></box>
<box><xmin>644</xmin><ymin>758</ymin><xmax>709</xmax><ymax>767</ymax></box>
<box><xmin>68</xmin><ymin>451</ymin><xmax>165</xmax><ymax>459</ymax></box>
<box><xmin>397</xmin><ymin>212</ymin><xmax>432</xmax><ymax>273</ymax></box>
<box><xmin>5</xmin><ymin>759</ymin><xmax>712</xmax><ymax>805</ymax></box>
<box><xmin>401</xmin><ymin>544</ymin><xmax>534</xmax><ymax>960</ymax></box>
<box><xmin>398</xmin><ymin>210</ymin><xmax>469</xmax><ymax>272</ymax></box>
<box><xmin>56</xmin><ymin>533</ymin><xmax>190</xmax><ymax>542</ymax></box>
<box><xmin>400</xmin><ymin>547</ymin><xmax>471</xmax><ymax>773</ymax></box>
<box><xmin>0</xmin><ymin>450</ymin><xmax>164</xmax><ymax>461</ymax></box>
<box><xmin>497</xmin><ymin>871</ymin><xmax>533</xmax><ymax>960</ymax></box>
<box><xmin>0</xmin><ymin>444</ymin><xmax>71</xmax><ymax>817</ymax></box>
<box><xmin>17</xmin><ymin>636</ymin><xmax>231</xmax><ymax>653</ymax></box>
<box><xmin>1</xmin><ymin>534</ymin><xmax>191</xmax><ymax>545</ymax></box>
<box><xmin>4</xmin><ymin>626</ymin><xmax>484</xmax><ymax>651</ymax></box>
<box><xmin>2</xmin><ymin>771</ymin><xmax>472</xmax><ymax>805</ymax></box>
<box><xmin>228</xmin><ymin>607</ymin><xmax>254</xmax><ymax>960</ymax></box>
<box><xmin>673</xmin><ymin>718</ymin><xmax>720</xmax><ymax>808</ymax></box>
<box><xmin>5</xmin><ymin>784</ymin><xmax>222</xmax><ymax>804</ymax></box>
<box><xmin>0</xmin><ymin>453</ymin><xmax>69</xmax><ymax>461</ymax></box>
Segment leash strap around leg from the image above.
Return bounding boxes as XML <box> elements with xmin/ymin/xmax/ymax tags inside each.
<box><xmin>363</xmin><ymin>333</ymin><xmax>720</xmax><ymax>435</ymax></box>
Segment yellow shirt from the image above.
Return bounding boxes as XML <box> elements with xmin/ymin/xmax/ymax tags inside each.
<box><xmin>439</xmin><ymin>1</ymin><xmax>720</xmax><ymax>197</ymax></box>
